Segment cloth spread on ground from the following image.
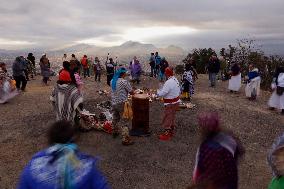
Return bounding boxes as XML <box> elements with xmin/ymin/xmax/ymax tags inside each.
<box><xmin>17</xmin><ymin>144</ymin><xmax>110</xmax><ymax>189</ymax></box>
<box><xmin>50</xmin><ymin>84</ymin><xmax>83</xmax><ymax>122</ymax></box>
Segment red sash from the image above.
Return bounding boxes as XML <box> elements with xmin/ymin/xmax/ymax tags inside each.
<box><xmin>163</xmin><ymin>96</ymin><xmax>180</xmax><ymax>103</ymax></box>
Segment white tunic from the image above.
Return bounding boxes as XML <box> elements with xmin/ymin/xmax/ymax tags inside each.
<box><xmin>268</xmin><ymin>73</ymin><xmax>284</xmax><ymax>109</ymax></box>
<box><xmin>245</xmin><ymin>76</ymin><xmax>261</xmax><ymax>97</ymax></box>
<box><xmin>228</xmin><ymin>73</ymin><xmax>242</xmax><ymax>92</ymax></box>
<box><xmin>157</xmin><ymin>76</ymin><xmax>181</xmax><ymax>105</ymax></box>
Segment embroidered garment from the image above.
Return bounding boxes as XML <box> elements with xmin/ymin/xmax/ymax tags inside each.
<box><xmin>17</xmin><ymin>145</ymin><xmax>110</xmax><ymax>189</ymax></box>
<box><xmin>182</xmin><ymin>70</ymin><xmax>194</xmax><ymax>96</ymax></box>
<box><xmin>50</xmin><ymin>84</ymin><xmax>83</xmax><ymax>123</ymax></box>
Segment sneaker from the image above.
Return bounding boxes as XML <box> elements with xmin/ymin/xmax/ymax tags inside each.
<box><xmin>159</xmin><ymin>130</ymin><xmax>173</xmax><ymax>141</ymax></box>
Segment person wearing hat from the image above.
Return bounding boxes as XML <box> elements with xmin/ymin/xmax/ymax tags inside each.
<box><xmin>50</xmin><ymin>61</ymin><xmax>83</xmax><ymax>124</ymax></box>
<box><xmin>111</xmin><ymin>67</ymin><xmax>134</xmax><ymax>145</ymax></box>
<box><xmin>156</xmin><ymin>67</ymin><xmax>181</xmax><ymax>141</ymax></box>
<box><xmin>191</xmin><ymin>112</ymin><xmax>243</xmax><ymax>189</ymax></box>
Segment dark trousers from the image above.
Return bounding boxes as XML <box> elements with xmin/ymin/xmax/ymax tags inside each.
<box><xmin>42</xmin><ymin>77</ymin><xmax>49</xmax><ymax>84</ymax></box>
<box><xmin>83</xmin><ymin>68</ymin><xmax>90</xmax><ymax>78</ymax></box>
<box><xmin>107</xmin><ymin>74</ymin><xmax>114</xmax><ymax>86</ymax></box>
<box><xmin>14</xmin><ymin>75</ymin><xmax>27</xmax><ymax>90</ymax></box>
<box><xmin>95</xmin><ymin>70</ymin><xmax>101</xmax><ymax>82</ymax></box>
<box><xmin>150</xmin><ymin>66</ymin><xmax>155</xmax><ymax>77</ymax></box>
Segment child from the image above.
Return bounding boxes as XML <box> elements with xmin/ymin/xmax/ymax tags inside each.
<box><xmin>181</xmin><ymin>64</ymin><xmax>196</xmax><ymax>101</ymax></box>
<box><xmin>73</xmin><ymin>67</ymin><xmax>83</xmax><ymax>93</ymax></box>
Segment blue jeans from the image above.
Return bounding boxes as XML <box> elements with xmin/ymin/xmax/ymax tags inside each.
<box><xmin>209</xmin><ymin>72</ymin><xmax>217</xmax><ymax>87</ymax></box>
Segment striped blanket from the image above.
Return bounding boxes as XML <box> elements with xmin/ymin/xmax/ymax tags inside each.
<box><xmin>50</xmin><ymin>84</ymin><xmax>83</xmax><ymax>123</ymax></box>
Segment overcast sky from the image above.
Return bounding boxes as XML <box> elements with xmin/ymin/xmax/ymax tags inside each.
<box><xmin>0</xmin><ymin>0</ymin><xmax>284</xmax><ymax>53</ymax></box>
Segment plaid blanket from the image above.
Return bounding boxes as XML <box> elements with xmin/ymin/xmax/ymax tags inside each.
<box><xmin>50</xmin><ymin>84</ymin><xmax>83</xmax><ymax>123</ymax></box>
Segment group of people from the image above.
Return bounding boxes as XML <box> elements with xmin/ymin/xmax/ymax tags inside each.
<box><xmin>149</xmin><ymin>52</ymin><xmax>169</xmax><ymax>81</ymax></box>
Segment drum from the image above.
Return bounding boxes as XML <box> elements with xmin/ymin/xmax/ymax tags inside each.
<box><xmin>130</xmin><ymin>94</ymin><xmax>150</xmax><ymax>136</ymax></box>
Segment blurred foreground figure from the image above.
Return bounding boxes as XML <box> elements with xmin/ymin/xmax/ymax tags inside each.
<box><xmin>191</xmin><ymin>112</ymin><xmax>243</xmax><ymax>189</ymax></box>
<box><xmin>18</xmin><ymin>121</ymin><xmax>110</xmax><ymax>189</ymax></box>
<box><xmin>267</xmin><ymin>132</ymin><xmax>284</xmax><ymax>188</ymax></box>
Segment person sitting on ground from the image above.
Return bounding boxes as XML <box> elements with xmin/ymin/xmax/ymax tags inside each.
<box><xmin>228</xmin><ymin>62</ymin><xmax>241</xmax><ymax>93</ymax></box>
<box><xmin>111</xmin><ymin>67</ymin><xmax>134</xmax><ymax>145</ymax></box>
<box><xmin>129</xmin><ymin>56</ymin><xmax>142</xmax><ymax>84</ymax></box>
<box><xmin>50</xmin><ymin>63</ymin><xmax>83</xmax><ymax>125</ymax></box>
<box><xmin>157</xmin><ymin>67</ymin><xmax>181</xmax><ymax>141</ymax></box>
<box><xmin>17</xmin><ymin>120</ymin><xmax>110</xmax><ymax>189</ymax></box>
<box><xmin>191</xmin><ymin>112</ymin><xmax>244</xmax><ymax>189</ymax></box>
<box><xmin>245</xmin><ymin>64</ymin><xmax>261</xmax><ymax>100</ymax></box>
<box><xmin>268</xmin><ymin>66</ymin><xmax>284</xmax><ymax>114</ymax></box>
<box><xmin>181</xmin><ymin>64</ymin><xmax>195</xmax><ymax>101</ymax></box>
<box><xmin>12</xmin><ymin>57</ymin><xmax>27</xmax><ymax>91</ymax></box>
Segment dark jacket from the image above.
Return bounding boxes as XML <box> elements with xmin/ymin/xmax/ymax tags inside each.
<box><xmin>208</xmin><ymin>59</ymin><xmax>220</xmax><ymax>73</ymax></box>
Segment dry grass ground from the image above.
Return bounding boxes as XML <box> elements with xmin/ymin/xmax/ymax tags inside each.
<box><xmin>0</xmin><ymin>74</ymin><xmax>284</xmax><ymax>189</ymax></box>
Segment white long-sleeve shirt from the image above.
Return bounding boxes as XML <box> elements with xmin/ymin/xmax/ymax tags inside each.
<box><xmin>157</xmin><ymin>76</ymin><xmax>181</xmax><ymax>105</ymax></box>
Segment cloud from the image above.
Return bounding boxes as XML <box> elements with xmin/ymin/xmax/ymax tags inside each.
<box><xmin>0</xmin><ymin>0</ymin><xmax>284</xmax><ymax>52</ymax></box>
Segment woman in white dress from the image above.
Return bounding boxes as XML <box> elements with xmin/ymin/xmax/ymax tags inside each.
<box><xmin>228</xmin><ymin>63</ymin><xmax>242</xmax><ymax>93</ymax></box>
<box><xmin>268</xmin><ymin>67</ymin><xmax>284</xmax><ymax>114</ymax></box>
<box><xmin>245</xmin><ymin>64</ymin><xmax>261</xmax><ymax>100</ymax></box>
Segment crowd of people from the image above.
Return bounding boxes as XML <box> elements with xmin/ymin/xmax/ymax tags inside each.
<box><xmin>2</xmin><ymin>51</ymin><xmax>284</xmax><ymax>188</ymax></box>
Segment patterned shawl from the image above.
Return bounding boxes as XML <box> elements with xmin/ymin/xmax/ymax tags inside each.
<box><xmin>50</xmin><ymin>84</ymin><xmax>83</xmax><ymax>123</ymax></box>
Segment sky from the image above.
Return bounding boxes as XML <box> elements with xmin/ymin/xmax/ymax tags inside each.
<box><xmin>0</xmin><ymin>0</ymin><xmax>284</xmax><ymax>53</ymax></box>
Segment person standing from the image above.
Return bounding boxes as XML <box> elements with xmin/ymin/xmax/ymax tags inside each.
<box><xmin>27</xmin><ymin>53</ymin><xmax>36</xmax><ymax>79</ymax></box>
<box><xmin>12</xmin><ymin>57</ymin><xmax>27</xmax><ymax>91</ymax></box>
<box><xmin>81</xmin><ymin>55</ymin><xmax>90</xmax><ymax>78</ymax></box>
<box><xmin>40</xmin><ymin>54</ymin><xmax>51</xmax><ymax>85</ymax></box>
<box><xmin>245</xmin><ymin>64</ymin><xmax>261</xmax><ymax>100</ymax></box>
<box><xmin>106</xmin><ymin>58</ymin><xmax>115</xmax><ymax>86</ymax></box>
<box><xmin>149</xmin><ymin>53</ymin><xmax>155</xmax><ymax>77</ymax></box>
<box><xmin>228</xmin><ymin>62</ymin><xmax>242</xmax><ymax>93</ymax></box>
<box><xmin>62</xmin><ymin>53</ymin><xmax>68</xmax><ymax>62</ymax></box>
<box><xmin>191</xmin><ymin>112</ymin><xmax>243</xmax><ymax>189</ymax></box>
<box><xmin>154</xmin><ymin>52</ymin><xmax>162</xmax><ymax>78</ymax></box>
<box><xmin>111</xmin><ymin>67</ymin><xmax>134</xmax><ymax>145</ymax></box>
<box><xmin>70</xmin><ymin>54</ymin><xmax>81</xmax><ymax>74</ymax></box>
<box><xmin>94</xmin><ymin>57</ymin><xmax>102</xmax><ymax>82</ymax></box>
<box><xmin>157</xmin><ymin>67</ymin><xmax>181</xmax><ymax>141</ymax></box>
<box><xmin>181</xmin><ymin>64</ymin><xmax>195</xmax><ymax>101</ymax></box>
<box><xmin>159</xmin><ymin>57</ymin><xmax>169</xmax><ymax>82</ymax></box>
<box><xmin>207</xmin><ymin>55</ymin><xmax>220</xmax><ymax>87</ymax></box>
<box><xmin>268</xmin><ymin>66</ymin><xmax>284</xmax><ymax>114</ymax></box>
<box><xmin>129</xmin><ymin>56</ymin><xmax>142</xmax><ymax>84</ymax></box>
<box><xmin>17</xmin><ymin>120</ymin><xmax>110</xmax><ymax>189</ymax></box>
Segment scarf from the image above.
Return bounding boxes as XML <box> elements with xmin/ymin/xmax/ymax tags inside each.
<box><xmin>47</xmin><ymin>143</ymin><xmax>80</xmax><ymax>189</ymax></box>
<box><xmin>111</xmin><ymin>68</ymin><xmax>127</xmax><ymax>91</ymax></box>
<box><xmin>50</xmin><ymin>84</ymin><xmax>83</xmax><ymax>122</ymax></box>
